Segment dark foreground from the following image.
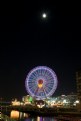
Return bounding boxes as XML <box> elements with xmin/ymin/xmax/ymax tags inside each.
<box><xmin>1</xmin><ymin>105</ymin><xmax>81</xmax><ymax>117</ymax></box>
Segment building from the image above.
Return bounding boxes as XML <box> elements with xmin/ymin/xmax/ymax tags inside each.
<box><xmin>11</xmin><ymin>99</ymin><xmax>21</xmax><ymax>106</ymax></box>
<box><xmin>44</xmin><ymin>94</ymin><xmax>78</xmax><ymax>108</ymax></box>
<box><xmin>76</xmin><ymin>70</ymin><xmax>81</xmax><ymax>103</ymax></box>
<box><xmin>22</xmin><ymin>95</ymin><xmax>33</xmax><ymax>105</ymax></box>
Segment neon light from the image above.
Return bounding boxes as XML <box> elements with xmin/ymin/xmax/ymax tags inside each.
<box><xmin>25</xmin><ymin>66</ymin><xmax>58</xmax><ymax>99</ymax></box>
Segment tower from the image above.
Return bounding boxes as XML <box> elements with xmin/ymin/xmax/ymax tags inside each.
<box><xmin>76</xmin><ymin>70</ymin><xmax>81</xmax><ymax>103</ymax></box>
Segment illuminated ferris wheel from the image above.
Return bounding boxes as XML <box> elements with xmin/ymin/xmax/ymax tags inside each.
<box><xmin>25</xmin><ymin>66</ymin><xmax>58</xmax><ymax>99</ymax></box>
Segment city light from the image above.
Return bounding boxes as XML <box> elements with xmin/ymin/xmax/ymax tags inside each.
<box><xmin>75</xmin><ymin>100</ymin><xmax>79</xmax><ymax>104</ymax></box>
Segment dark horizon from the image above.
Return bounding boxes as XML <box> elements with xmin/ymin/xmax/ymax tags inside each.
<box><xmin>0</xmin><ymin>1</ymin><xmax>81</xmax><ymax>101</ymax></box>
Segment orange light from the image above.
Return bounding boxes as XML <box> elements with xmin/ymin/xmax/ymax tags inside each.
<box><xmin>38</xmin><ymin>83</ymin><xmax>43</xmax><ymax>88</ymax></box>
<box><xmin>38</xmin><ymin>79</ymin><xmax>43</xmax><ymax>88</ymax></box>
<box><xmin>10</xmin><ymin>110</ymin><xmax>19</xmax><ymax>119</ymax></box>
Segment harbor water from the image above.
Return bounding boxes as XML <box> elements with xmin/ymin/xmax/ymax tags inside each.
<box><xmin>6</xmin><ymin>110</ymin><xmax>81</xmax><ymax>121</ymax></box>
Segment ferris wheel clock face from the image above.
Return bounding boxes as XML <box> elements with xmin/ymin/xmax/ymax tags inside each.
<box><xmin>25</xmin><ymin>66</ymin><xmax>58</xmax><ymax>99</ymax></box>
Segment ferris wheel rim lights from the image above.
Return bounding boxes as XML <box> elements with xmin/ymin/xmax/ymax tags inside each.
<box><xmin>25</xmin><ymin>66</ymin><xmax>58</xmax><ymax>99</ymax></box>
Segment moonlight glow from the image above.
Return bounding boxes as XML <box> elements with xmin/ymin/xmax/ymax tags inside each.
<box><xmin>42</xmin><ymin>13</ymin><xmax>47</xmax><ymax>18</ymax></box>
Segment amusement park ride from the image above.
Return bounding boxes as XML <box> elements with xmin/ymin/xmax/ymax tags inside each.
<box><xmin>25</xmin><ymin>66</ymin><xmax>58</xmax><ymax>107</ymax></box>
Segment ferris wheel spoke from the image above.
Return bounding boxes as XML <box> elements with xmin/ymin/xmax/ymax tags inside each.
<box><xmin>34</xmin><ymin>87</ymin><xmax>39</xmax><ymax>96</ymax></box>
<box><xmin>45</xmin><ymin>85</ymin><xmax>53</xmax><ymax>93</ymax></box>
<box><xmin>42</xmin><ymin>87</ymin><xmax>48</xmax><ymax>98</ymax></box>
<box><xmin>45</xmin><ymin>83</ymin><xmax>53</xmax><ymax>89</ymax></box>
<box><xmin>25</xmin><ymin>66</ymin><xmax>58</xmax><ymax>99</ymax></box>
<box><xmin>32</xmin><ymin>72</ymin><xmax>37</xmax><ymax>79</ymax></box>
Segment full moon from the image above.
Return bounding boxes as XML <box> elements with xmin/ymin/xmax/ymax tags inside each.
<box><xmin>42</xmin><ymin>13</ymin><xmax>47</xmax><ymax>18</ymax></box>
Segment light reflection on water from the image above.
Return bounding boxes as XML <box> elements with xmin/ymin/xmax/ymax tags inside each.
<box><xmin>9</xmin><ymin>111</ymin><xmax>81</xmax><ymax>121</ymax></box>
<box><xmin>36</xmin><ymin>117</ymin><xmax>57</xmax><ymax>121</ymax></box>
<box><xmin>10</xmin><ymin>110</ymin><xmax>57</xmax><ymax>121</ymax></box>
<box><xmin>24</xmin><ymin>116</ymin><xmax>57</xmax><ymax>121</ymax></box>
<box><xmin>10</xmin><ymin>110</ymin><xmax>29</xmax><ymax>119</ymax></box>
<box><xmin>9</xmin><ymin>110</ymin><xmax>81</xmax><ymax>121</ymax></box>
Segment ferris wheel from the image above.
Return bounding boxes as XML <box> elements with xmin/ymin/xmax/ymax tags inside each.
<box><xmin>25</xmin><ymin>66</ymin><xmax>58</xmax><ymax>99</ymax></box>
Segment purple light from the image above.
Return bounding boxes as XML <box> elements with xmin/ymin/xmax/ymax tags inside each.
<box><xmin>25</xmin><ymin>66</ymin><xmax>58</xmax><ymax>99</ymax></box>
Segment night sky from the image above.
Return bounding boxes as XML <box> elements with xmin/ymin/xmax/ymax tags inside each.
<box><xmin>0</xmin><ymin>1</ymin><xmax>81</xmax><ymax>101</ymax></box>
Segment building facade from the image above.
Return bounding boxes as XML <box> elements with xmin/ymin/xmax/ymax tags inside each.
<box><xmin>76</xmin><ymin>70</ymin><xmax>81</xmax><ymax>102</ymax></box>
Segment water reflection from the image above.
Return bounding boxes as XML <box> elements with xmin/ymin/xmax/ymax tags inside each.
<box><xmin>10</xmin><ymin>111</ymin><xmax>57</xmax><ymax>121</ymax></box>
<box><xmin>37</xmin><ymin>117</ymin><xmax>43</xmax><ymax>121</ymax></box>
<box><xmin>43</xmin><ymin>117</ymin><xmax>57</xmax><ymax>121</ymax></box>
<box><xmin>10</xmin><ymin>110</ymin><xmax>29</xmax><ymax>119</ymax></box>
<box><xmin>25</xmin><ymin>117</ymin><xmax>57</xmax><ymax>121</ymax></box>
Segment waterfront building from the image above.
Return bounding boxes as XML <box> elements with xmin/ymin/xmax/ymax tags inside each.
<box><xmin>76</xmin><ymin>70</ymin><xmax>81</xmax><ymax>102</ymax></box>
<box><xmin>11</xmin><ymin>99</ymin><xmax>21</xmax><ymax>106</ymax></box>
<box><xmin>49</xmin><ymin>94</ymin><xmax>78</xmax><ymax>108</ymax></box>
<box><xmin>22</xmin><ymin>94</ymin><xmax>78</xmax><ymax>108</ymax></box>
<box><xmin>22</xmin><ymin>95</ymin><xmax>33</xmax><ymax>105</ymax></box>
